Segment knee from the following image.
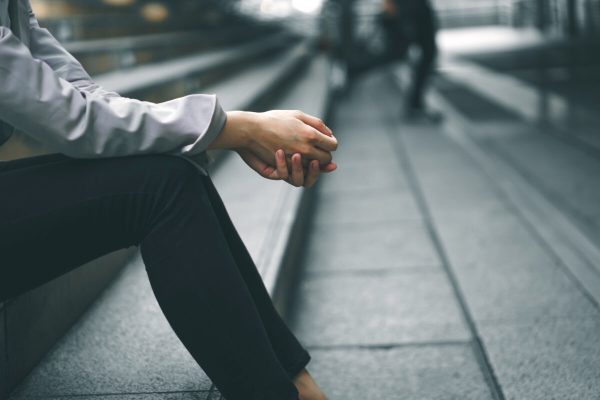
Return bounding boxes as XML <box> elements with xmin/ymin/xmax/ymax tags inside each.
<box><xmin>155</xmin><ymin>155</ymin><xmax>210</xmax><ymax>204</ymax></box>
<box><xmin>140</xmin><ymin>155</ymin><xmax>204</xmax><ymax>191</ymax></box>
<box><xmin>155</xmin><ymin>154</ymin><xmax>200</xmax><ymax>178</ymax></box>
<box><xmin>128</xmin><ymin>155</ymin><xmax>210</xmax><ymax>219</ymax></box>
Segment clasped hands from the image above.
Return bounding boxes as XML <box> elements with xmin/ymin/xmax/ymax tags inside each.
<box><xmin>209</xmin><ymin>110</ymin><xmax>338</xmax><ymax>188</ymax></box>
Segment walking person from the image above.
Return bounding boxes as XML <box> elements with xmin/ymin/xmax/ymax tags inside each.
<box><xmin>346</xmin><ymin>0</ymin><xmax>410</xmax><ymax>85</ymax></box>
<box><xmin>0</xmin><ymin>1</ymin><xmax>335</xmax><ymax>399</ymax></box>
<box><xmin>350</xmin><ymin>0</ymin><xmax>440</xmax><ymax>121</ymax></box>
<box><xmin>391</xmin><ymin>0</ymin><xmax>440</xmax><ymax>120</ymax></box>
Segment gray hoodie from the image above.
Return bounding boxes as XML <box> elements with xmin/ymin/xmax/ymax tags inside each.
<box><xmin>0</xmin><ymin>0</ymin><xmax>227</xmax><ymax>164</ymax></box>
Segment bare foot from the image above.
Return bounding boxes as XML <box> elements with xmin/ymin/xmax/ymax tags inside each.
<box><xmin>293</xmin><ymin>368</ymin><xmax>327</xmax><ymax>400</ymax></box>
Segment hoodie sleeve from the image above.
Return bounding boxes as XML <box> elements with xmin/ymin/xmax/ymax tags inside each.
<box><xmin>0</xmin><ymin>8</ymin><xmax>226</xmax><ymax>158</ymax></box>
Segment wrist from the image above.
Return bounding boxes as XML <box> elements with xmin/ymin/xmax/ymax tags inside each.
<box><xmin>228</xmin><ymin>111</ymin><xmax>258</xmax><ymax>150</ymax></box>
<box><xmin>208</xmin><ymin>111</ymin><xmax>259</xmax><ymax>151</ymax></box>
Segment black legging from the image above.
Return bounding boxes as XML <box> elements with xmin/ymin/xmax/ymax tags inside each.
<box><xmin>405</xmin><ymin>0</ymin><xmax>438</xmax><ymax>111</ymax></box>
<box><xmin>0</xmin><ymin>153</ymin><xmax>310</xmax><ymax>400</ymax></box>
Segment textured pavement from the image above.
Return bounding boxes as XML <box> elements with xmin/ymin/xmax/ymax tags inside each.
<box><xmin>288</xmin><ymin>72</ymin><xmax>600</xmax><ymax>399</ymax></box>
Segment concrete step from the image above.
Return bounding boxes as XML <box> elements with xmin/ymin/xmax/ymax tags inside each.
<box><xmin>424</xmin><ymin>67</ymin><xmax>600</xmax><ymax>307</ymax></box>
<box><xmin>65</xmin><ymin>27</ymin><xmax>280</xmax><ymax>76</ymax></box>
<box><xmin>94</xmin><ymin>34</ymin><xmax>299</xmax><ymax>101</ymax></box>
<box><xmin>35</xmin><ymin>1</ymin><xmax>246</xmax><ymax>41</ymax></box>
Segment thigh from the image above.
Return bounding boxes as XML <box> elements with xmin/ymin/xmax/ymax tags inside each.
<box><xmin>0</xmin><ymin>153</ymin><xmax>198</xmax><ymax>300</ymax></box>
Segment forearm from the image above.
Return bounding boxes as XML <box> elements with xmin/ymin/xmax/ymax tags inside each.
<box><xmin>0</xmin><ymin>27</ymin><xmax>226</xmax><ymax>158</ymax></box>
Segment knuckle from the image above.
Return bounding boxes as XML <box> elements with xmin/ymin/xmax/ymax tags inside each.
<box><xmin>303</xmin><ymin>129</ymin><xmax>318</xmax><ymax>142</ymax></box>
<box><xmin>295</xmin><ymin>144</ymin><xmax>309</xmax><ymax>155</ymax></box>
<box><xmin>302</xmin><ymin>145</ymin><xmax>314</xmax><ymax>155</ymax></box>
<box><xmin>299</xmin><ymin>128</ymin><xmax>310</xmax><ymax>138</ymax></box>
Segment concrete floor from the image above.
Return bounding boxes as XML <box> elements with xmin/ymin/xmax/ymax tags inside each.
<box><xmin>287</xmin><ymin>71</ymin><xmax>600</xmax><ymax>400</ymax></box>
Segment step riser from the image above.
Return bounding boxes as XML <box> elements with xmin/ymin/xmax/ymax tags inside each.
<box><xmin>0</xmin><ymin>248</ymin><xmax>136</xmax><ymax>398</ymax></box>
<box><xmin>69</xmin><ymin>29</ymin><xmax>274</xmax><ymax>76</ymax></box>
<box><xmin>128</xmin><ymin>44</ymin><xmax>295</xmax><ymax>103</ymax></box>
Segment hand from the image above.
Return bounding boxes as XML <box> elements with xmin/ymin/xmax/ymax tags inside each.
<box><xmin>209</xmin><ymin>110</ymin><xmax>338</xmax><ymax>170</ymax></box>
<box><xmin>253</xmin><ymin>110</ymin><xmax>337</xmax><ymax>167</ymax></box>
<box><xmin>239</xmin><ymin>149</ymin><xmax>334</xmax><ymax>188</ymax></box>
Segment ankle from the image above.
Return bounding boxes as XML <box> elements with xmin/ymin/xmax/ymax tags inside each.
<box><xmin>293</xmin><ymin>369</ymin><xmax>327</xmax><ymax>400</ymax></box>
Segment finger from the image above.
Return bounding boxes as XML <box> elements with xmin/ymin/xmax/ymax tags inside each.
<box><xmin>275</xmin><ymin>149</ymin><xmax>289</xmax><ymax>180</ymax></box>
<box><xmin>310</xmin><ymin>128</ymin><xmax>338</xmax><ymax>152</ymax></box>
<box><xmin>264</xmin><ymin>166</ymin><xmax>280</xmax><ymax>179</ymax></box>
<box><xmin>255</xmin><ymin>158</ymin><xmax>279</xmax><ymax>179</ymax></box>
<box><xmin>290</xmin><ymin>153</ymin><xmax>304</xmax><ymax>187</ymax></box>
<box><xmin>284</xmin><ymin>153</ymin><xmax>311</xmax><ymax>170</ymax></box>
<box><xmin>241</xmin><ymin>150</ymin><xmax>280</xmax><ymax>180</ymax></box>
<box><xmin>302</xmin><ymin>145</ymin><xmax>333</xmax><ymax>166</ymax></box>
<box><xmin>320</xmin><ymin>161</ymin><xmax>337</xmax><ymax>173</ymax></box>
<box><xmin>295</xmin><ymin>111</ymin><xmax>333</xmax><ymax>137</ymax></box>
<box><xmin>304</xmin><ymin>160</ymin><xmax>320</xmax><ymax>188</ymax></box>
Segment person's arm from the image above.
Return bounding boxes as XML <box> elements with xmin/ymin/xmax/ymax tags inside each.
<box><xmin>25</xmin><ymin>2</ymin><xmax>115</xmax><ymax>97</ymax></box>
<box><xmin>4</xmin><ymin>4</ymin><xmax>338</xmax><ymax>182</ymax></box>
<box><xmin>0</xmin><ymin>25</ymin><xmax>227</xmax><ymax>158</ymax></box>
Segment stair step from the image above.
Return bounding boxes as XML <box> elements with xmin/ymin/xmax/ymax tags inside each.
<box><xmin>65</xmin><ymin>27</ymin><xmax>278</xmax><ymax>76</ymax></box>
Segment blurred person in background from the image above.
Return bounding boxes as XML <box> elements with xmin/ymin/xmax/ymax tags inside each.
<box><xmin>346</xmin><ymin>0</ymin><xmax>410</xmax><ymax>86</ymax></box>
<box><xmin>347</xmin><ymin>0</ymin><xmax>440</xmax><ymax>121</ymax></box>
<box><xmin>0</xmin><ymin>1</ymin><xmax>335</xmax><ymax>399</ymax></box>
<box><xmin>387</xmin><ymin>0</ymin><xmax>440</xmax><ymax>121</ymax></box>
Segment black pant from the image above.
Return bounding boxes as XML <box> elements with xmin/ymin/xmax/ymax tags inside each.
<box><xmin>406</xmin><ymin>5</ymin><xmax>438</xmax><ymax>111</ymax></box>
<box><xmin>0</xmin><ymin>153</ymin><xmax>310</xmax><ymax>400</ymax></box>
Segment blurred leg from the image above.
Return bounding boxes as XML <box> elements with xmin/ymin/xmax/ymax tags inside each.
<box><xmin>407</xmin><ymin>8</ymin><xmax>438</xmax><ymax>111</ymax></box>
<box><xmin>0</xmin><ymin>153</ymin><xmax>299</xmax><ymax>400</ymax></box>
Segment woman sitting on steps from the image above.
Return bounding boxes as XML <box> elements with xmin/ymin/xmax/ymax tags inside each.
<box><xmin>0</xmin><ymin>1</ymin><xmax>336</xmax><ymax>399</ymax></box>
